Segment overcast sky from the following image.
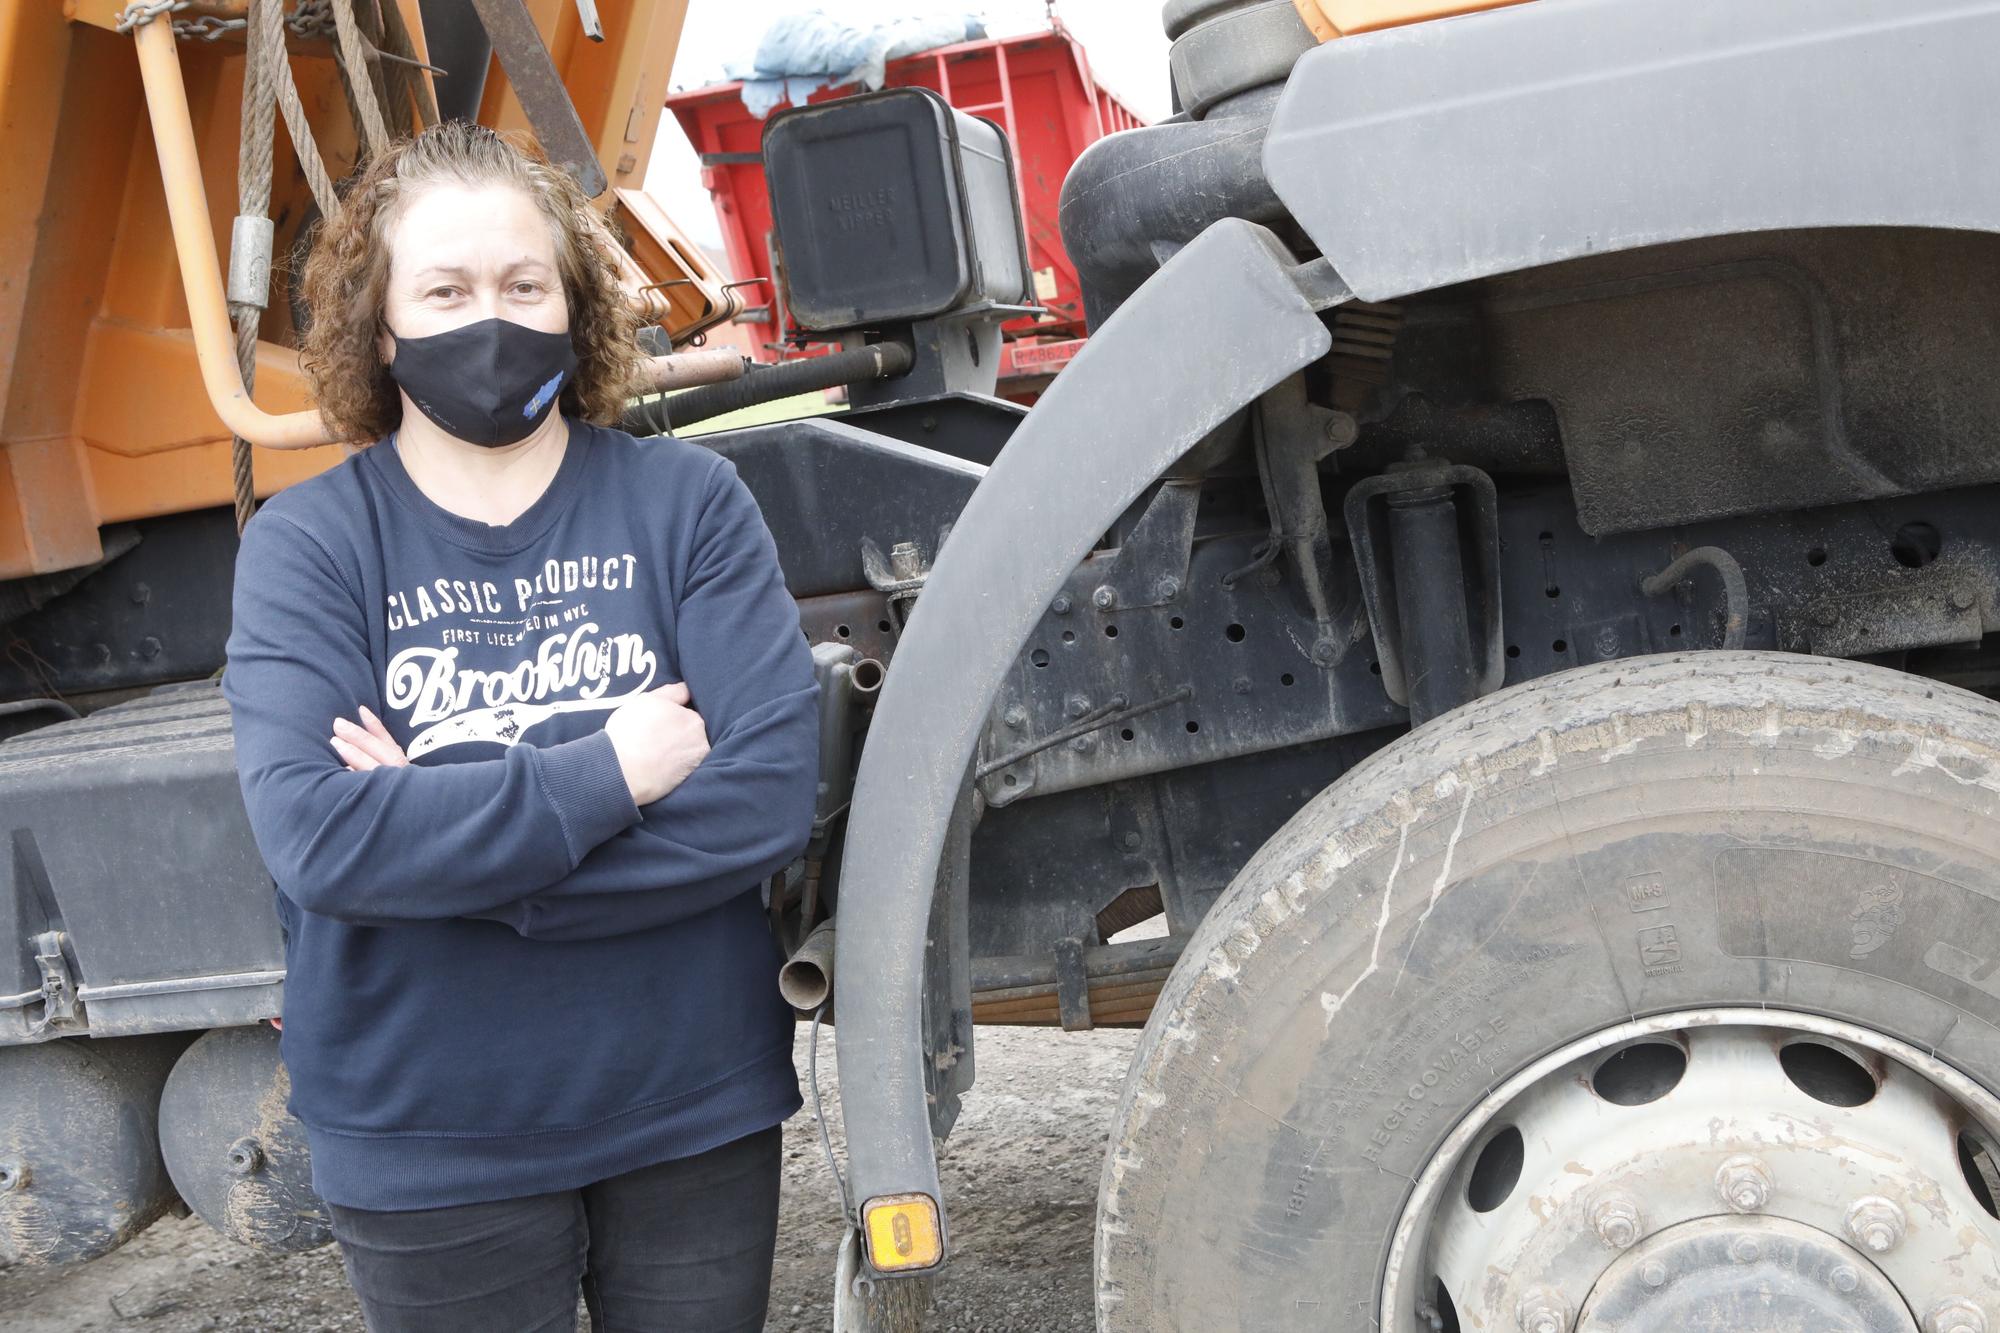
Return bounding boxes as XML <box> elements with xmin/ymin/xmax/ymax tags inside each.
<box><xmin>641</xmin><ymin>1</ymin><xmax>1172</xmax><ymax>250</ymax></box>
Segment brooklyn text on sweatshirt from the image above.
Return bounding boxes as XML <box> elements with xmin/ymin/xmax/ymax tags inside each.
<box><xmin>221</xmin><ymin>421</ymin><xmax>817</xmax><ymax>1210</ymax></box>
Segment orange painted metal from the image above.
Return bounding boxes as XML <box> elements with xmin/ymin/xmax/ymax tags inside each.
<box><xmin>611</xmin><ymin>187</ymin><xmax>742</xmax><ymax>344</ymax></box>
<box><xmin>3</xmin><ymin>2</ymin><xmax>692</xmax><ymax>580</ymax></box>
<box><xmin>133</xmin><ymin>16</ymin><xmax>335</xmax><ymax>449</ymax></box>
<box><xmin>477</xmin><ymin>0</ymin><xmax>687</xmax><ymax>197</ymax></box>
<box><xmin>1291</xmin><ymin>0</ymin><xmax>1532</xmax><ymax>40</ymax></box>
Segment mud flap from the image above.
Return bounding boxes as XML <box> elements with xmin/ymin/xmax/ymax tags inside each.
<box><xmin>828</xmin><ymin>215</ymin><xmax>1338</xmax><ymax>1294</ymax></box>
<box><xmin>834</xmin><ymin>1226</ymin><xmax>932</xmax><ymax>1333</ymax></box>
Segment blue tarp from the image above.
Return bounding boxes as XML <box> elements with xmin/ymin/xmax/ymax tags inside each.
<box><xmin>725</xmin><ymin>8</ymin><xmax>988</xmax><ymax>118</ymax></box>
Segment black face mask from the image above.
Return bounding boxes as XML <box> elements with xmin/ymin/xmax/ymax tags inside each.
<box><xmin>386</xmin><ymin>317</ymin><xmax>579</xmax><ymax>447</ymax></box>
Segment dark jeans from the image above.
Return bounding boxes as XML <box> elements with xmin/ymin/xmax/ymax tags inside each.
<box><xmin>327</xmin><ymin>1125</ymin><xmax>783</xmax><ymax>1333</ymax></box>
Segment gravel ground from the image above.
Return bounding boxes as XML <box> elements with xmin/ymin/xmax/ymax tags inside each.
<box><xmin>0</xmin><ymin>1023</ymin><xmax>1140</xmax><ymax>1332</ymax></box>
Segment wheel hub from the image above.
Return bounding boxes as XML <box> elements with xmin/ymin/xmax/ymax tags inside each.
<box><xmin>1384</xmin><ymin>1010</ymin><xmax>2000</xmax><ymax>1331</ymax></box>
<box><xmin>1575</xmin><ymin>1215</ymin><xmax>1914</xmax><ymax>1332</ymax></box>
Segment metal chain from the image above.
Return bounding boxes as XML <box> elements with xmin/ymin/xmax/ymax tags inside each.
<box><xmin>113</xmin><ymin>0</ymin><xmax>190</xmax><ymax>31</ymax></box>
<box><xmin>117</xmin><ymin>0</ymin><xmax>339</xmax><ymax>42</ymax></box>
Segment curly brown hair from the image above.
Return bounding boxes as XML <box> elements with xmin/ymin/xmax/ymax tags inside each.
<box><xmin>298</xmin><ymin>121</ymin><xmax>645</xmax><ymax>443</ymax></box>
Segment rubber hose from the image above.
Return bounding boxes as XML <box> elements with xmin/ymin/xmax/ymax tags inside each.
<box><xmin>1058</xmin><ymin>84</ymin><xmax>1284</xmax><ymax>329</ymax></box>
<box><xmin>625</xmin><ymin>343</ymin><xmax>914</xmax><ymax>435</ymax></box>
<box><xmin>1640</xmin><ymin>545</ymin><xmax>1750</xmax><ymax>649</ymax></box>
<box><xmin>0</xmin><ymin>698</ymin><xmax>79</xmax><ymax>721</ymax></box>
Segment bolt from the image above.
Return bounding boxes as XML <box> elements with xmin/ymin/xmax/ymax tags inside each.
<box><xmin>1951</xmin><ymin>588</ymin><xmax>1978</xmax><ymax>612</ymax></box>
<box><xmin>1070</xmin><ymin>735</ymin><xmax>1096</xmax><ymax>754</ymax></box>
<box><xmin>1813</xmin><ymin>605</ymin><xmax>1840</xmax><ymax>628</ymax></box>
<box><xmin>1845</xmin><ymin>1195</ymin><xmax>1906</xmax><ymax>1254</ymax></box>
<box><xmin>1003</xmin><ymin>706</ymin><xmax>1027</xmax><ymax>730</ymax></box>
<box><xmin>1121</xmin><ymin>830</ymin><xmax>1142</xmax><ymax>851</ymax></box>
<box><xmin>1066</xmin><ymin>695</ymin><xmax>1092</xmax><ymax>719</ymax></box>
<box><xmin>889</xmin><ymin>541</ymin><xmax>923</xmax><ymax>582</ymax></box>
<box><xmin>1639</xmin><ymin>1260</ymin><xmax>1668</xmax><ymax>1289</ymax></box>
<box><xmin>1051</xmin><ymin>595</ymin><xmax>1072</xmax><ymax>616</ymax></box>
<box><xmin>1716</xmin><ymin>1155</ymin><xmax>1774</xmax><ymax>1213</ymax></box>
<box><xmin>1154</xmin><ymin>576</ymin><xmax>1182</xmax><ymax>602</ymax></box>
<box><xmin>1093</xmin><ymin>585</ymin><xmax>1118</xmax><ymax>610</ymax></box>
<box><xmin>1310</xmin><ymin>637</ymin><xmax>1340</xmax><ymax>668</ymax></box>
<box><xmin>226</xmin><ymin>1137</ymin><xmax>264</xmax><ymax>1178</ymax></box>
<box><xmin>1590</xmin><ymin>1195</ymin><xmax>1642</xmax><ymax>1250</ymax></box>
<box><xmin>1830</xmin><ymin>1265</ymin><xmax>1859</xmax><ymax>1293</ymax></box>
<box><xmin>1729</xmin><ymin>1236</ymin><xmax>1762</xmax><ymax>1264</ymax></box>
<box><xmin>1232</xmin><ymin>676</ymin><xmax>1252</xmax><ymax>696</ymax></box>
<box><xmin>130</xmin><ymin>582</ymin><xmax>151</xmax><ymax>605</ymax></box>
<box><xmin>1927</xmin><ymin>1299</ymin><xmax>1989</xmax><ymax>1333</ymax></box>
<box><xmin>0</xmin><ymin>1160</ymin><xmax>26</xmax><ymax>1193</ymax></box>
<box><xmin>93</xmin><ymin>642</ymin><xmax>112</xmax><ymax>665</ymax></box>
<box><xmin>140</xmin><ymin>635</ymin><xmax>162</xmax><ymax>660</ymax></box>
<box><xmin>1323</xmin><ymin>411</ymin><xmax>1359</xmax><ymax>450</ymax></box>
<box><xmin>1517</xmin><ymin>1287</ymin><xmax>1572</xmax><ymax>1333</ymax></box>
<box><xmin>1593</xmin><ymin>625</ymin><xmax>1620</xmax><ymax>659</ymax></box>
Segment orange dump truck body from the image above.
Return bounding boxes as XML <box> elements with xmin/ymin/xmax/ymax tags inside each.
<box><xmin>0</xmin><ymin>0</ymin><xmax>697</xmax><ymax>583</ymax></box>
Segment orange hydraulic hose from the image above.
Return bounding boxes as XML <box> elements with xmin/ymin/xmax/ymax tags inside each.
<box><xmin>133</xmin><ymin>21</ymin><xmax>747</xmax><ymax>451</ymax></box>
<box><xmin>132</xmin><ymin>17</ymin><xmax>338</xmax><ymax>450</ymax></box>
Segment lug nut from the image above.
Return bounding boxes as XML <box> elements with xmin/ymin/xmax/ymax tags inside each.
<box><xmin>1845</xmin><ymin>1195</ymin><xmax>1906</xmax><ymax>1254</ymax></box>
<box><xmin>1927</xmin><ymin>1298</ymin><xmax>1988</xmax><ymax>1333</ymax></box>
<box><xmin>1716</xmin><ymin>1154</ymin><xmax>1774</xmax><ymax>1213</ymax></box>
<box><xmin>1517</xmin><ymin>1287</ymin><xmax>1572</xmax><ymax>1333</ymax></box>
<box><xmin>1590</xmin><ymin>1194</ymin><xmax>1642</xmax><ymax>1250</ymax></box>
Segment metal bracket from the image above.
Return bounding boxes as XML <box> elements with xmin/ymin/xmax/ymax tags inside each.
<box><xmin>1344</xmin><ymin>462</ymin><xmax>1506</xmax><ymax>711</ymax></box>
<box><xmin>1793</xmin><ymin>580</ymin><xmax>1984</xmax><ymax>659</ymax></box>
<box><xmin>862</xmin><ymin>535</ymin><xmax>945</xmax><ymax>632</ymax></box>
<box><xmin>1094</xmin><ymin>481</ymin><xmax>1202</xmax><ymax>612</ymax></box>
<box><xmin>1248</xmin><ymin>374</ymin><xmax>1355</xmax><ymax>663</ymax></box>
<box><xmin>32</xmin><ymin>930</ymin><xmax>79</xmax><ymax>1031</ymax></box>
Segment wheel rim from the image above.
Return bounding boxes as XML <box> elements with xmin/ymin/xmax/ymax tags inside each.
<box><xmin>1384</xmin><ymin>1008</ymin><xmax>2000</xmax><ymax>1331</ymax></box>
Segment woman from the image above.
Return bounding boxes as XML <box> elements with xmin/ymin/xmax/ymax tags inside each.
<box><xmin>221</xmin><ymin>121</ymin><xmax>818</xmax><ymax>1332</ymax></box>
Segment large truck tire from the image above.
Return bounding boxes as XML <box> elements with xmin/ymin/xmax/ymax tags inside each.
<box><xmin>1096</xmin><ymin>652</ymin><xmax>2000</xmax><ymax>1331</ymax></box>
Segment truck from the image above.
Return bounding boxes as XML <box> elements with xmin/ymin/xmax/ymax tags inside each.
<box><xmin>8</xmin><ymin>1</ymin><xmax>2000</xmax><ymax>1330</ymax></box>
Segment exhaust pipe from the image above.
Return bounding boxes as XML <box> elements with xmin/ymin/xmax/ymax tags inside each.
<box><xmin>779</xmin><ymin>919</ymin><xmax>837</xmax><ymax>1012</ymax></box>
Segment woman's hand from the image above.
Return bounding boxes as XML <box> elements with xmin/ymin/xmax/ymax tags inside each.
<box><xmin>330</xmin><ymin>705</ymin><xmax>409</xmax><ymax>771</ymax></box>
<box><xmin>604</xmin><ymin>681</ymin><xmax>710</xmax><ymax>806</ymax></box>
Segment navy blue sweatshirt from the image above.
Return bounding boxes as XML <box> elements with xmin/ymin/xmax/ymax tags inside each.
<box><xmin>221</xmin><ymin>420</ymin><xmax>816</xmax><ymax>1210</ymax></box>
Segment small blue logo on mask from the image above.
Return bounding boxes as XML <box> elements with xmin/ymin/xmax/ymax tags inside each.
<box><xmin>524</xmin><ymin>370</ymin><xmax>565</xmax><ymax>418</ymax></box>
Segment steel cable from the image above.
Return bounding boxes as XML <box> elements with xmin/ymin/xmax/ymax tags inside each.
<box><xmin>227</xmin><ymin>0</ymin><xmax>284</xmax><ymax>536</ymax></box>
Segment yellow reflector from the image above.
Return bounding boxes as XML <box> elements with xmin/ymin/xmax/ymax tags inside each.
<box><xmin>862</xmin><ymin>1193</ymin><xmax>944</xmax><ymax>1272</ymax></box>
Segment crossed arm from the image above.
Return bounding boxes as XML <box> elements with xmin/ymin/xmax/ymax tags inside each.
<box><xmin>224</xmin><ymin>458</ymin><xmax>820</xmax><ymax>939</ymax></box>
